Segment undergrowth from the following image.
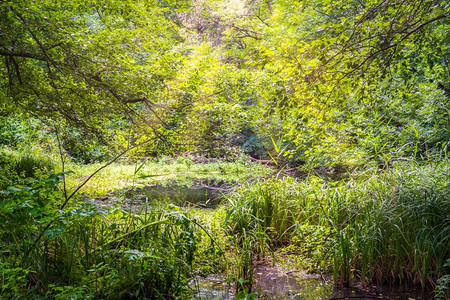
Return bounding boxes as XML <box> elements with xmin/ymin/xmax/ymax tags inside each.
<box><xmin>0</xmin><ymin>147</ymin><xmax>58</xmax><ymax>190</ymax></box>
<box><xmin>2</xmin><ymin>147</ymin><xmax>448</xmax><ymax>298</ymax></box>
<box><xmin>225</xmin><ymin>159</ymin><xmax>450</xmax><ymax>291</ymax></box>
<box><xmin>0</xmin><ymin>173</ymin><xmax>225</xmax><ymax>299</ymax></box>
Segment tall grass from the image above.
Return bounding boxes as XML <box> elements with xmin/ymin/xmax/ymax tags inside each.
<box><xmin>225</xmin><ymin>160</ymin><xmax>450</xmax><ymax>289</ymax></box>
<box><xmin>347</xmin><ymin>162</ymin><xmax>450</xmax><ymax>288</ymax></box>
<box><xmin>0</xmin><ymin>174</ymin><xmax>224</xmax><ymax>299</ymax></box>
<box><xmin>0</xmin><ymin>147</ymin><xmax>59</xmax><ymax>190</ymax></box>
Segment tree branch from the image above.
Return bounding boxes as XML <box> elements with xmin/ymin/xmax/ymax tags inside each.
<box><xmin>23</xmin><ymin>136</ymin><xmax>162</xmax><ymax>262</ymax></box>
<box><xmin>336</xmin><ymin>14</ymin><xmax>448</xmax><ymax>83</ymax></box>
<box><xmin>0</xmin><ymin>50</ymin><xmax>46</xmax><ymax>61</ymax></box>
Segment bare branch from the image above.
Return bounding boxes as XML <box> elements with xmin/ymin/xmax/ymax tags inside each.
<box><xmin>266</xmin><ymin>0</ymin><xmax>273</xmax><ymax>14</ymax></box>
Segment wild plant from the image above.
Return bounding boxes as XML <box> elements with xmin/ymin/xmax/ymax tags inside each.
<box><xmin>225</xmin><ymin>160</ymin><xmax>449</xmax><ymax>290</ymax></box>
<box><xmin>434</xmin><ymin>259</ymin><xmax>450</xmax><ymax>299</ymax></box>
<box><xmin>14</xmin><ymin>151</ymin><xmax>56</xmax><ymax>178</ymax></box>
<box><xmin>0</xmin><ymin>170</ymin><xmax>226</xmax><ymax>298</ymax></box>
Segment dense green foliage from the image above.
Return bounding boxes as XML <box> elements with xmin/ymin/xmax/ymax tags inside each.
<box><xmin>1</xmin><ymin>0</ymin><xmax>448</xmax><ymax>162</ymax></box>
<box><xmin>1</xmin><ymin>173</ymin><xmax>226</xmax><ymax>299</ymax></box>
<box><xmin>1</xmin><ymin>0</ymin><xmax>449</xmax><ymax>298</ymax></box>
<box><xmin>226</xmin><ymin>161</ymin><xmax>450</xmax><ymax>290</ymax></box>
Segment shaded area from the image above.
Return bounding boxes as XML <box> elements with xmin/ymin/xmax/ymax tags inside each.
<box><xmin>190</xmin><ymin>261</ymin><xmax>434</xmax><ymax>299</ymax></box>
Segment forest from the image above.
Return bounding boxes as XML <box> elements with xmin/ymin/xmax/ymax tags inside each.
<box><xmin>0</xmin><ymin>0</ymin><xmax>449</xmax><ymax>299</ymax></box>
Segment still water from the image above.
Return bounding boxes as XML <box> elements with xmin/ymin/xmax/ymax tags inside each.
<box><xmin>191</xmin><ymin>261</ymin><xmax>433</xmax><ymax>300</ymax></box>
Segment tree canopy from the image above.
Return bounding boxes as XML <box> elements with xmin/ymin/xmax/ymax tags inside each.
<box><xmin>1</xmin><ymin>0</ymin><xmax>448</xmax><ymax>164</ymax></box>
<box><xmin>1</xmin><ymin>0</ymin><xmax>186</xmax><ymax>143</ymax></box>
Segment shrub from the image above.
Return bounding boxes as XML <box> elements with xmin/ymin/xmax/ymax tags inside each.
<box><xmin>0</xmin><ymin>149</ymin><xmax>20</xmax><ymax>190</ymax></box>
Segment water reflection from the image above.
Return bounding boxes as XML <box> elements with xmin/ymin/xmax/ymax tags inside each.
<box><xmin>329</xmin><ymin>285</ymin><xmax>433</xmax><ymax>300</ymax></box>
<box><xmin>254</xmin><ymin>264</ymin><xmax>333</xmax><ymax>299</ymax></box>
<box><xmin>191</xmin><ymin>262</ymin><xmax>434</xmax><ymax>300</ymax></box>
<box><xmin>191</xmin><ymin>275</ymin><xmax>233</xmax><ymax>300</ymax></box>
<box><xmin>100</xmin><ymin>177</ymin><xmax>235</xmax><ymax>210</ymax></box>
<box><xmin>138</xmin><ymin>178</ymin><xmax>233</xmax><ymax>208</ymax></box>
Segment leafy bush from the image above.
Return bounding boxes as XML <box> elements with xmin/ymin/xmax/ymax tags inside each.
<box><xmin>0</xmin><ymin>173</ymin><xmax>224</xmax><ymax>299</ymax></box>
<box><xmin>0</xmin><ymin>262</ymin><xmax>30</xmax><ymax>299</ymax></box>
<box><xmin>0</xmin><ymin>149</ymin><xmax>20</xmax><ymax>190</ymax></box>
<box><xmin>434</xmin><ymin>259</ymin><xmax>450</xmax><ymax>299</ymax></box>
<box><xmin>59</xmin><ymin>127</ymin><xmax>116</xmax><ymax>164</ymax></box>
<box><xmin>0</xmin><ymin>173</ymin><xmax>65</xmax><ymax>258</ymax></box>
<box><xmin>0</xmin><ymin>116</ymin><xmax>43</xmax><ymax>148</ymax></box>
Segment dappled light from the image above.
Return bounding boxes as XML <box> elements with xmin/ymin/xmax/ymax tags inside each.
<box><xmin>0</xmin><ymin>0</ymin><xmax>449</xmax><ymax>299</ymax></box>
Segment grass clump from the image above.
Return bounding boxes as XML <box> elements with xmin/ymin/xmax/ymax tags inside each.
<box><xmin>14</xmin><ymin>151</ymin><xmax>56</xmax><ymax>178</ymax></box>
<box><xmin>225</xmin><ymin>160</ymin><xmax>450</xmax><ymax>290</ymax></box>
<box><xmin>0</xmin><ymin>148</ymin><xmax>58</xmax><ymax>190</ymax></box>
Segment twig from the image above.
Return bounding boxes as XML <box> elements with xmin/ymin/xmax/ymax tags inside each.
<box><xmin>319</xmin><ymin>270</ymin><xmax>328</xmax><ymax>284</ymax></box>
<box><xmin>23</xmin><ymin>136</ymin><xmax>160</xmax><ymax>261</ymax></box>
<box><xmin>54</xmin><ymin>124</ymin><xmax>67</xmax><ymax>202</ymax></box>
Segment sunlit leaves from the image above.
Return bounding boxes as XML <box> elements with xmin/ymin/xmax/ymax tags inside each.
<box><xmin>240</xmin><ymin>0</ymin><xmax>450</xmax><ymax>165</ymax></box>
<box><xmin>0</xmin><ymin>0</ymin><xmax>184</xmax><ymax>146</ymax></box>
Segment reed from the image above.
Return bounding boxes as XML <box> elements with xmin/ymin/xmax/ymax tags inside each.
<box><xmin>225</xmin><ymin>159</ymin><xmax>450</xmax><ymax>289</ymax></box>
